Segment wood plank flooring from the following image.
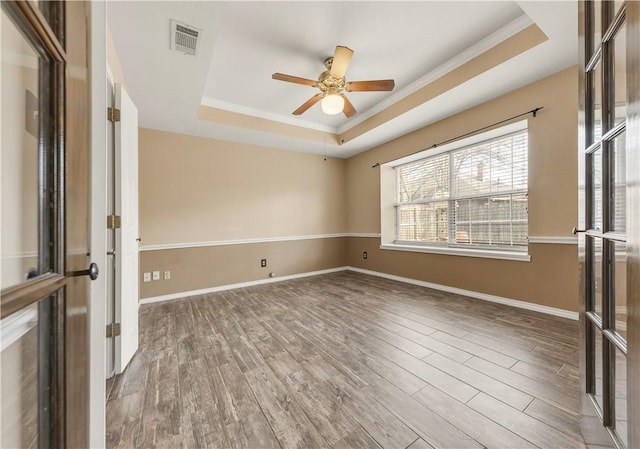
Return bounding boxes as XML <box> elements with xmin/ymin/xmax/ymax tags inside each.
<box><xmin>106</xmin><ymin>271</ymin><xmax>599</xmax><ymax>449</ymax></box>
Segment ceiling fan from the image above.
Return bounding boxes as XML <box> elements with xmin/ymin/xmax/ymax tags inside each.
<box><xmin>272</xmin><ymin>45</ymin><xmax>395</xmax><ymax>118</ymax></box>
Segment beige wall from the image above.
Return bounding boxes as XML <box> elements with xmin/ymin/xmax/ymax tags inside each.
<box><xmin>345</xmin><ymin>67</ymin><xmax>580</xmax><ymax>312</ymax></box>
<box><xmin>348</xmin><ymin>238</ymin><xmax>578</xmax><ymax>312</ymax></box>
<box><xmin>138</xmin><ymin>129</ymin><xmax>347</xmax><ymax>298</ymax></box>
<box><xmin>139</xmin><ymin>129</ymin><xmax>346</xmax><ymax>245</ymax></box>
<box><xmin>140</xmin><ymin>238</ymin><xmax>346</xmax><ymax>298</ymax></box>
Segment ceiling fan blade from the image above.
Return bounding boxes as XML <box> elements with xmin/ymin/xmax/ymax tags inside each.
<box><xmin>341</xmin><ymin>94</ymin><xmax>356</xmax><ymax>117</ymax></box>
<box><xmin>330</xmin><ymin>45</ymin><xmax>354</xmax><ymax>79</ymax></box>
<box><xmin>292</xmin><ymin>93</ymin><xmax>324</xmax><ymax>115</ymax></box>
<box><xmin>272</xmin><ymin>73</ymin><xmax>318</xmax><ymax>87</ymax></box>
<box><xmin>345</xmin><ymin>79</ymin><xmax>395</xmax><ymax>92</ymax></box>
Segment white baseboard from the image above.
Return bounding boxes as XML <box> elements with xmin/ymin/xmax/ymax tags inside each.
<box><xmin>139</xmin><ymin>265</ymin><xmax>578</xmax><ymax>321</ymax></box>
<box><xmin>347</xmin><ymin>267</ymin><xmax>579</xmax><ymax>321</ymax></box>
<box><xmin>139</xmin><ymin>267</ymin><xmax>349</xmax><ymax>305</ymax></box>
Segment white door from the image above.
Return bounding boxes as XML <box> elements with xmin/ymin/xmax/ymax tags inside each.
<box><xmin>115</xmin><ymin>83</ymin><xmax>139</xmax><ymax>373</ymax></box>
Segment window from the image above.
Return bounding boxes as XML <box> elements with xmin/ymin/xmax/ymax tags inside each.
<box><xmin>393</xmin><ymin>127</ymin><xmax>528</xmax><ymax>254</ymax></box>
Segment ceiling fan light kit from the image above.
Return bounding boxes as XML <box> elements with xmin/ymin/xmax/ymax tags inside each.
<box><xmin>321</xmin><ymin>94</ymin><xmax>344</xmax><ymax>115</ymax></box>
<box><xmin>272</xmin><ymin>45</ymin><xmax>395</xmax><ymax>118</ymax></box>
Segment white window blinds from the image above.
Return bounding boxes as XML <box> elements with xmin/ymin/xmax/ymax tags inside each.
<box><xmin>395</xmin><ymin>129</ymin><xmax>528</xmax><ymax>250</ymax></box>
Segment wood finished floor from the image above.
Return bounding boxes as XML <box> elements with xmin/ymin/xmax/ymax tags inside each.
<box><xmin>106</xmin><ymin>271</ymin><xmax>597</xmax><ymax>449</ymax></box>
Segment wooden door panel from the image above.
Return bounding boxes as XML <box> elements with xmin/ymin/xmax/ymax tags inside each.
<box><xmin>1</xmin><ymin>1</ymin><xmax>91</xmax><ymax>447</ymax></box>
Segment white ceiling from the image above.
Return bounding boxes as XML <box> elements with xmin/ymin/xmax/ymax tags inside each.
<box><xmin>107</xmin><ymin>1</ymin><xmax>577</xmax><ymax>158</ymax></box>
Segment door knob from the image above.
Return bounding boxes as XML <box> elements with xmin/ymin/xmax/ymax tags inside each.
<box><xmin>572</xmin><ymin>227</ymin><xmax>587</xmax><ymax>234</ymax></box>
<box><xmin>69</xmin><ymin>262</ymin><xmax>99</xmax><ymax>280</ymax></box>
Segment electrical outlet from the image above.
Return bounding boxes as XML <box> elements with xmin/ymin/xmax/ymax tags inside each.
<box><xmin>260</xmin><ymin>259</ymin><xmax>267</xmax><ymax>268</ymax></box>
<box><xmin>152</xmin><ymin>271</ymin><xmax>160</xmax><ymax>281</ymax></box>
<box><xmin>143</xmin><ymin>272</ymin><xmax>151</xmax><ymax>282</ymax></box>
<box><xmin>163</xmin><ymin>270</ymin><xmax>171</xmax><ymax>280</ymax></box>
<box><xmin>363</xmin><ymin>251</ymin><xmax>368</xmax><ymax>259</ymax></box>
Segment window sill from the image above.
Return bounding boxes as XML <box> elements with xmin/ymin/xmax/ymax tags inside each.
<box><xmin>380</xmin><ymin>243</ymin><xmax>531</xmax><ymax>262</ymax></box>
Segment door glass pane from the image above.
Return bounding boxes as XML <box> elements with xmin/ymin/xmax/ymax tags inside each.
<box><xmin>615</xmin><ymin>349</ymin><xmax>627</xmax><ymax>447</ymax></box>
<box><xmin>592</xmin><ymin>147</ymin><xmax>603</xmax><ymax>231</ymax></box>
<box><xmin>0</xmin><ymin>302</ymin><xmax>40</xmax><ymax>449</ymax></box>
<box><xmin>613</xmin><ymin>132</ymin><xmax>626</xmax><ymax>233</ymax></box>
<box><xmin>613</xmin><ymin>0</ymin><xmax>625</xmax><ymax>24</ymax></box>
<box><xmin>1</xmin><ymin>10</ymin><xmax>44</xmax><ymax>289</ymax></box>
<box><xmin>590</xmin><ymin>0</ymin><xmax>603</xmax><ymax>60</ymax></box>
<box><xmin>591</xmin><ymin>61</ymin><xmax>603</xmax><ymax>142</ymax></box>
<box><xmin>592</xmin><ymin>326</ymin><xmax>604</xmax><ymax>411</ymax></box>
<box><xmin>591</xmin><ymin>236</ymin><xmax>604</xmax><ymax>315</ymax></box>
<box><xmin>613</xmin><ymin>240</ymin><xmax>627</xmax><ymax>341</ymax></box>
<box><xmin>613</xmin><ymin>20</ymin><xmax>627</xmax><ymax>125</ymax></box>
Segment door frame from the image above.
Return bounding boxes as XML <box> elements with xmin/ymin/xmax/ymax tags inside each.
<box><xmin>88</xmin><ymin>1</ymin><xmax>108</xmax><ymax>447</ymax></box>
<box><xmin>625</xmin><ymin>3</ymin><xmax>640</xmax><ymax>446</ymax></box>
<box><xmin>105</xmin><ymin>70</ymin><xmax>116</xmax><ymax>379</ymax></box>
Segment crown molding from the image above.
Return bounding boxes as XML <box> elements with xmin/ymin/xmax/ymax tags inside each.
<box><xmin>201</xmin><ymin>97</ymin><xmax>335</xmax><ymax>134</ymax></box>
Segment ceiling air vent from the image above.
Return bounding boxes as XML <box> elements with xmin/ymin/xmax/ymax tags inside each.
<box><xmin>170</xmin><ymin>19</ymin><xmax>201</xmax><ymax>56</ymax></box>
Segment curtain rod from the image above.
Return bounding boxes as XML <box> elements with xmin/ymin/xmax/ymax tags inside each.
<box><xmin>371</xmin><ymin>106</ymin><xmax>543</xmax><ymax>168</ymax></box>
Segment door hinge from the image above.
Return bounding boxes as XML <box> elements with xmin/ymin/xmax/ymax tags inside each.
<box><xmin>106</xmin><ymin>323</ymin><xmax>121</xmax><ymax>338</ymax></box>
<box><xmin>107</xmin><ymin>215</ymin><xmax>121</xmax><ymax>229</ymax></box>
<box><xmin>107</xmin><ymin>107</ymin><xmax>121</xmax><ymax>122</ymax></box>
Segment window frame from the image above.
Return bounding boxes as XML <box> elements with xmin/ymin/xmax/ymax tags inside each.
<box><xmin>380</xmin><ymin>120</ymin><xmax>531</xmax><ymax>262</ymax></box>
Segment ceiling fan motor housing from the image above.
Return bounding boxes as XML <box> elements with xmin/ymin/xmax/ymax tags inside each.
<box><xmin>317</xmin><ymin>69</ymin><xmax>345</xmax><ymax>96</ymax></box>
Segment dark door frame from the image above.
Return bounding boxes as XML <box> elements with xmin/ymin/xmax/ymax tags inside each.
<box><xmin>579</xmin><ymin>1</ymin><xmax>639</xmax><ymax>448</ymax></box>
<box><xmin>625</xmin><ymin>3</ymin><xmax>640</xmax><ymax>447</ymax></box>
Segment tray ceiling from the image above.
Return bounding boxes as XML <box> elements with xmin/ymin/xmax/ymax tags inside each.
<box><xmin>108</xmin><ymin>1</ymin><xmax>577</xmax><ymax>158</ymax></box>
